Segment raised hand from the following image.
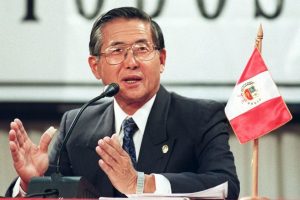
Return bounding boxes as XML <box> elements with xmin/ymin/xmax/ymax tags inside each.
<box><xmin>95</xmin><ymin>134</ymin><xmax>138</xmax><ymax>194</ymax></box>
<box><xmin>8</xmin><ymin>118</ymin><xmax>56</xmax><ymax>191</ymax></box>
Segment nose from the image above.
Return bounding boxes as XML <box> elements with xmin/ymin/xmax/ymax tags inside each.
<box><xmin>123</xmin><ymin>48</ymin><xmax>139</xmax><ymax>69</ymax></box>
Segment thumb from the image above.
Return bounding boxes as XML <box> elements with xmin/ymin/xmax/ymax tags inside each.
<box><xmin>39</xmin><ymin>126</ymin><xmax>57</xmax><ymax>153</ymax></box>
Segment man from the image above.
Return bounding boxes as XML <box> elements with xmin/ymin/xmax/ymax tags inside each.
<box><xmin>7</xmin><ymin>7</ymin><xmax>240</xmax><ymax>199</ymax></box>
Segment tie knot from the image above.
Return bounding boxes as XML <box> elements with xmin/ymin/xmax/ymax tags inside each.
<box><xmin>122</xmin><ymin>117</ymin><xmax>138</xmax><ymax>137</ymax></box>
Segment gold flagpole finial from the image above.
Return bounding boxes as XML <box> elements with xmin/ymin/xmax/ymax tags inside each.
<box><xmin>255</xmin><ymin>24</ymin><xmax>264</xmax><ymax>52</ymax></box>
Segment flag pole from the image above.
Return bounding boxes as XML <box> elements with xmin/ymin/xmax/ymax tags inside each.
<box><xmin>252</xmin><ymin>24</ymin><xmax>263</xmax><ymax>198</ymax></box>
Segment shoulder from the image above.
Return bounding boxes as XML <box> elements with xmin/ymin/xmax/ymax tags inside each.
<box><xmin>169</xmin><ymin>92</ymin><xmax>225</xmax><ymax>118</ymax></box>
<box><xmin>166</xmin><ymin>91</ymin><xmax>228</xmax><ymax>136</ymax></box>
<box><xmin>62</xmin><ymin>99</ymin><xmax>113</xmax><ymax>123</ymax></box>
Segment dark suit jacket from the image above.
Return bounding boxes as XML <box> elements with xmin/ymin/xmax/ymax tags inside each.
<box><xmin>6</xmin><ymin>85</ymin><xmax>239</xmax><ymax>199</ymax></box>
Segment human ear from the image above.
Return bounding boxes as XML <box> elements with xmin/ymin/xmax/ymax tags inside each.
<box><xmin>88</xmin><ymin>56</ymin><xmax>102</xmax><ymax>80</ymax></box>
<box><xmin>160</xmin><ymin>64</ymin><xmax>165</xmax><ymax>73</ymax></box>
<box><xmin>159</xmin><ymin>49</ymin><xmax>166</xmax><ymax>73</ymax></box>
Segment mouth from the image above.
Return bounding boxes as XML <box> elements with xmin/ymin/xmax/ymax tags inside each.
<box><xmin>122</xmin><ymin>75</ymin><xmax>142</xmax><ymax>85</ymax></box>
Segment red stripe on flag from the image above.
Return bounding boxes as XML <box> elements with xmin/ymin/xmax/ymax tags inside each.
<box><xmin>229</xmin><ymin>96</ymin><xmax>292</xmax><ymax>144</ymax></box>
<box><xmin>238</xmin><ymin>48</ymin><xmax>268</xmax><ymax>84</ymax></box>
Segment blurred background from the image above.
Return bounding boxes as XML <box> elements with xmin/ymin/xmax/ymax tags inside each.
<box><xmin>0</xmin><ymin>0</ymin><xmax>299</xmax><ymax>198</ymax></box>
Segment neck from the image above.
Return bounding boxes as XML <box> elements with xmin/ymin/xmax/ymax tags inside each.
<box><xmin>116</xmin><ymin>99</ymin><xmax>147</xmax><ymax>116</ymax></box>
<box><xmin>115</xmin><ymin>86</ymin><xmax>160</xmax><ymax>115</ymax></box>
<box><xmin>115</xmin><ymin>93</ymin><xmax>157</xmax><ymax>115</ymax></box>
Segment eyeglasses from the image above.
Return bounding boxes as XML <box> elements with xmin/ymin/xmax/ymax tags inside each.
<box><xmin>99</xmin><ymin>42</ymin><xmax>159</xmax><ymax>65</ymax></box>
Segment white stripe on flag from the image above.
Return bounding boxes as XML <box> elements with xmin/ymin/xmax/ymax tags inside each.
<box><xmin>225</xmin><ymin>71</ymin><xmax>280</xmax><ymax>120</ymax></box>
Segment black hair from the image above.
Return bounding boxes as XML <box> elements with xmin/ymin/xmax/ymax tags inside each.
<box><xmin>89</xmin><ymin>7</ymin><xmax>165</xmax><ymax>56</ymax></box>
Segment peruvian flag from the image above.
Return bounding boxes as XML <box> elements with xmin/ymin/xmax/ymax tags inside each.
<box><xmin>225</xmin><ymin>48</ymin><xmax>292</xmax><ymax>144</ymax></box>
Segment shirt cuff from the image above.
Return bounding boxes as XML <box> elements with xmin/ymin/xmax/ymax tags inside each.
<box><xmin>153</xmin><ymin>174</ymin><xmax>172</xmax><ymax>194</ymax></box>
<box><xmin>12</xmin><ymin>177</ymin><xmax>27</xmax><ymax>197</ymax></box>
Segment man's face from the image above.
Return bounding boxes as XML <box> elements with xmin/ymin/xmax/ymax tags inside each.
<box><xmin>89</xmin><ymin>18</ymin><xmax>166</xmax><ymax>109</ymax></box>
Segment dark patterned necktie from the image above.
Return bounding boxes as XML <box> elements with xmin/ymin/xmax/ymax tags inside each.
<box><xmin>122</xmin><ymin>117</ymin><xmax>138</xmax><ymax>166</ymax></box>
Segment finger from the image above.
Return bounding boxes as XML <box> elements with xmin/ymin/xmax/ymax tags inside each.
<box><xmin>10</xmin><ymin>122</ymin><xmax>22</xmax><ymax>147</ymax></box>
<box><xmin>100</xmin><ymin>137</ymin><xmax>124</xmax><ymax>162</ymax></box>
<box><xmin>39</xmin><ymin>126</ymin><xmax>57</xmax><ymax>153</ymax></box>
<box><xmin>8</xmin><ymin>129</ymin><xmax>20</xmax><ymax>150</ymax></box>
<box><xmin>99</xmin><ymin>138</ymin><xmax>134</xmax><ymax>176</ymax></box>
<box><xmin>111</xmin><ymin>133</ymin><xmax>119</xmax><ymax>143</ymax></box>
<box><xmin>111</xmin><ymin>134</ymin><xmax>131</xmax><ymax>158</ymax></box>
<box><xmin>95</xmin><ymin>146</ymin><xmax>101</xmax><ymax>156</ymax></box>
<box><xmin>12</xmin><ymin>119</ymin><xmax>28</xmax><ymax>147</ymax></box>
<box><xmin>96</xmin><ymin>140</ymin><xmax>118</xmax><ymax>168</ymax></box>
<box><xmin>111</xmin><ymin>134</ymin><xmax>124</xmax><ymax>154</ymax></box>
<box><xmin>8</xmin><ymin>129</ymin><xmax>17</xmax><ymax>142</ymax></box>
<box><xmin>104</xmin><ymin>136</ymin><xmax>123</xmax><ymax>155</ymax></box>
<box><xmin>98</xmin><ymin>159</ymin><xmax>113</xmax><ymax>176</ymax></box>
<box><xmin>9</xmin><ymin>140</ymin><xmax>27</xmax><ymax>176</ymax></box>
<box><xmin>14</xmin><ymin>118</ymin><xmax>27</xmax><ymax>135</ymax></box>
<box><xmin>9</xmin><ymin>140</ymin><xmax>21</xmax><ymax>164</ymax></box>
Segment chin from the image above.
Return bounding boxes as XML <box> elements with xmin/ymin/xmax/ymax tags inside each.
<box><xmin>126</xmin><ymin>93</ymin><xmax>151</xmax><ymax>103</ymax></box>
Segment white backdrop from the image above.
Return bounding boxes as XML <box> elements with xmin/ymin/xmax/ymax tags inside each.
<box><xmin>1</xmin><ymin>0</ymin><xmax>300</xmax><ymax>102</ymax></box>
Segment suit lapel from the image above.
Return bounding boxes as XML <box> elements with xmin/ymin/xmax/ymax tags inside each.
<box><xmin>86</xmin><ymin>102</ymin><xmax>115</xmax><ymax>149</ymax></box>
<box><xmin>85</xmin><ymin>102</ymin><xmax>115</xmax><ymax>197</ymax></box>
<box><xmin>137</xmin><ymin>86</ymin><xmax>175</xmax><ymax>173</ymax></box>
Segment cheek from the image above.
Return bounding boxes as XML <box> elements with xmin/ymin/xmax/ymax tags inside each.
<box><xmin>152</xmin><ymin>60</ymin><xmax>164</xmax><ymax>75</ymax></box>
<box><xmin>96</xmin><ymin>65</ymin><xmax>103</xmax><ymax>76</ymax></box>
<box><xmin>146</xmin><ymin>65</ymin><xmax>162</xmax><ymax>83</ymax></box>
<box><xmin>101</xmin><ymin>66</ymin><xmax>120</xmax><ymax>84</ymax></box>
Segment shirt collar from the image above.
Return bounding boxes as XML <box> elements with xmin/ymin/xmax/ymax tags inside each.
<box><xmin>114</xmin><ymin>95</ymin><xmax>157</xmax><ymax>135</ymax></box>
